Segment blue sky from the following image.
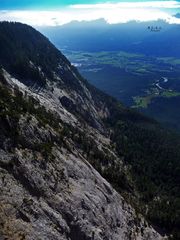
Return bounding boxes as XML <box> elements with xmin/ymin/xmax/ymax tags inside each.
<box><xmin>0</xmin><ymin>0</ymin><xmax>80</xmax><ymax>9</ymax></box>
<box><xmin>0</xmin><ymin>0</ymin><xmax>179</xmax><ymax>9</ymax></box>
<box><xmin>1</xmin><ymin>0</ymin><xmax>113</xmax><ymax>9</ymax></box>
<box><xmin>0</xmin><ymin>0</ymin><xmax>180</xmax><ymax>26</ymax></box>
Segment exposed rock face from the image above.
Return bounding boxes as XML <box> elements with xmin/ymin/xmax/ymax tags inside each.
<box><xmin>0</xmin><ymin>22</ymin><xmax>166</xmax><ymax>239</ymax></box>
<box><xmin>0</xmin><ymin>130</ymin><xmax>162</xmax><ymax>240</ymax></box>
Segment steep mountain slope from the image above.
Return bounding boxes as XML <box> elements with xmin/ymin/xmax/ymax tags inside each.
<box><xmin>0</xmin><ymin>83</ymin><xmax>161</xmax><ymax>240</ymax></box>
<box><xmin>0</xmin><ymin>22</ymin><xmax>179</xmax><ymax>239</ymax></box>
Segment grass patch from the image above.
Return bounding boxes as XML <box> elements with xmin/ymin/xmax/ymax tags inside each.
<box><xmin>132</xmin><ymin>96</ymin><xmax>153</xmax><ymax>108</ymax></box>
<box><xmin>157</xmin><ymin>57</ymin><xmax>180</xmax><ymax>65</ymax></box>
<box><xmin>133</xmin><ymin>89</ymin><xmax>180</xmax><ymax>108</ymax></box>
<box><xmin>161</xmin><ymin>90</ymin><xmax>180</xmax><ymax>98</ymax></box>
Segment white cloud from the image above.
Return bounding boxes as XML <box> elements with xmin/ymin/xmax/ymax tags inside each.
<box><xmin>0</xmin><ymin>1</ymin><xmax>180</xmax><ymax>26</ymax></box>
<box><xmin>71</xmin><ymin>1</ymin><xmax>180</xmax><ymax>9</ymax></box>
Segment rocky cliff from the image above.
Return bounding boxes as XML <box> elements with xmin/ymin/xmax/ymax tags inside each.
<box><xmin>0</xmin><ymin>22</ymin><xmax>179</xmax><ymax>239</ymax></box>
<box><xmin>0</xmin><ymin>78</ymin><xmax>163</xmax><ymax>240</ymax></box>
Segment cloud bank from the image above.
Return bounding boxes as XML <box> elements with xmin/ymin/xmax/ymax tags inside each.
<box><xmin>0</xmin><ymin>1</ymin><xmax>180</xmax><ymax>26</ymax></box>
<box><xmin>71</xmin><ymin>1</ymin><xmax>180</xmax><ymax>9</ymax></box>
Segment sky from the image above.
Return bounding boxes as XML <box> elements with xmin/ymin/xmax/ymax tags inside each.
<box><xmin>0</xmin><ymin>0</ymin><xmax>180</xmax><ymax>26</ymax></box>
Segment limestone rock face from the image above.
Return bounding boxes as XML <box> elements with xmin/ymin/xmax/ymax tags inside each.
<box><xmin>0</xmin><ymin>71</ymin><xmax>164</xmax><ymax>240</ymax></box>
<box><xmin>0</xmin><ymin>22</ymin><xmax>166</xmax><ymax>240</ymax></box>
<box><xmin>0</xmin><ymin>146</ymin><xmax>162</xmax><ymax>240</ymax></box>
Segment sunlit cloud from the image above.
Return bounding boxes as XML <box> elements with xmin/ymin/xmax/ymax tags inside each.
<box><xmin>70</xmin><ymin>1</ymin><xmax>180</xmax><ymax>9</ymax></box>
<box><xmin>0</xmin><ymin>1</ymin><xmax>180</xmax><ymax>26</ymax></box>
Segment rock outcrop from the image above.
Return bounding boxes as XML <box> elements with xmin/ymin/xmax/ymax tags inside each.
<box><xmin>0</xmin><ymin>115</ymin><xmax>162</xmax><ymax>240</ymax></box>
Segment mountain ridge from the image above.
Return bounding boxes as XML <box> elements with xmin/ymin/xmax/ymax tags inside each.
<box><xmin>39</xmin><ymin>19</ymin><xmax>180</xmax><ymax>57</ymax></box>
<box><xmin>0</xmin><ymin>21</ymin><xmax>180</xmax><ymax>239</ymax></box>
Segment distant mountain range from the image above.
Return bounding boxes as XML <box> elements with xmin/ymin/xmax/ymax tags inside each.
<box><xmin>39</xmin><ymin>19</ymin><xmax>180</xmax><ymax>57</ymax></box>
